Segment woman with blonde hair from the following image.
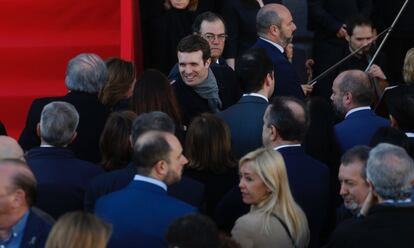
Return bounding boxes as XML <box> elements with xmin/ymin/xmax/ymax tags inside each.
<box><xmin>45</xmin><ymin>211</ymin><xmax>112</xmax><ymax>248</ymax></box>
<box><xmin>232</xmin><ymin>148</ymin><xmax>309</xmax><ymax>248</ymax></box>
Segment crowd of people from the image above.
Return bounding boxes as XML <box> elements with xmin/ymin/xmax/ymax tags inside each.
<box><xmin>1</xmin><ymin>0</ymin><xmax>414</xmax><ymax>247</ymax></box>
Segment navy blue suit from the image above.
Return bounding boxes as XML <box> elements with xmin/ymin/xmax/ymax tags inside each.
<box><xmin>95</xmin><ymin>180</ymin><xmax>196</xmax><ymax>248</ymax></box>
<box><xmin>277</xmin><ymin>146</ymin><xmax>330</xmax><ymax>248</ymax></box>
<box><xmin>335</xmin><ymin>109</ymin><xmax>389</xmax><ymax>153</ymax></box>
<box><xmin>252</xmin><ymin>38</ymin><xmax>304</xmax><ymax>100</ymax></box>
<box><xmin>20</xmin><ymin>208</ymin><xmax>54</xmax><ymax>248</ymax></box>
<box><xmin>217</xmin><ymin>95</ymin><xmax>268</xmax><ymax>158</ymax></box>
<box><xmin>84</xmin><ymin>163</ymin><xmax>205</xmax><ymax>212</ymax></box>
<box><xmin>26</xmin><ymin>147</ymin><xmax>103</xmax><ymax>218</ymax></box>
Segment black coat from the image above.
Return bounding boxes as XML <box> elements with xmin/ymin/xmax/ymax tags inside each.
<box><xmin>18</xmin><ymin>91</ymin><xmax>109</xmax><ymax>163</ymax></box>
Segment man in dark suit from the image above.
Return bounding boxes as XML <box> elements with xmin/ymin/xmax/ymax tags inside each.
<box><xmin>19</xmin><ymin>53</ymin><xmax>109</xmax><ymax>163</ymax></box>
<box><xmin>172</xmin><ymin>35</ymin><xmax>240</xmax><ymax>126</ymax></box>
<box><xmin>26</xmin><ymin>101</ymin><xmax>103</xmax><ymax>218</ymax></box>
<box><xmin>262</xmin><ymin>96</ymin><xmax>330</xmax><ymax>247</ymax></box>
<box><xmin>95</xmin><ymin>130</ymin><xmax>196</xmax><ymax>248</ymax></box>
<box><xmin>217</xmin><ymin>48</ymin><xmax>274</xmax><ymax>159</ymax></box>
<box><xmin>0</xmin><ymin>159</ymin><xmax>53</xmax><ymax>248</ymax></box>
<box><xmin>308</xmin><ymin>0</ymin><xmax>372</xmax><ymax>99</ymax></box>
<box><xmin>252</xmin><ymin>4</ymin><xmax>306</xmax><ymax>100</ymax></box>
<box><xmin>327</xmin><ymin>143</ymin><xmax>414</xmax><ymax>248</ymax></box>
<box><xmin>84</xmin><ymin>111</ymin><xmax>205</xmax><ymax>212</ymax></box>
<box><xmin>387</xmin><ymin>85</ymin><xmax>414</xmax><ymax>157</ymax></box>
<box><xmin>331</xmin><ymin>70</ymin><xmax>389</xmax><ymax>153</ymax></box>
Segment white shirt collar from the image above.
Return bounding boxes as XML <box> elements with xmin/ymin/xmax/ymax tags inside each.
<box><xmin>242</xmin><ymin>93</ymin><xmax>269</xmax><ymax>102</ymax></box>
<box><xmin>345</xmin><ymin>106</ymin><xmax>371</xmax><ymax>118</ymax></box>
<box><xmin>406</xmin><ymin>132</ymin><xmax>414</xmax><ymax>138</ymax></box>
<box><xmin>259</xmin><ymin>37</ymin><xmax>284</xmax><ymax>53</ymax></box>
<box><xmin>273</xmin><ymin>144</ymin><xmax>301</xmax><ymax>151</ymax></box>
<box><xmin>40</xmin><ymin>144</ymin><xmax>55</xmax><ymax>148</ymax></box>
<box><xmin>134</xmin><ymin>174</ymin><xmax>167</xmax><ymax>191</ymax></box>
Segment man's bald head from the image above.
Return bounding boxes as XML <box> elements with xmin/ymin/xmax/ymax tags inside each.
<box><xmin>0</xmin><ymin>136</ymin><xmax>24</xmax><ymax>161</ymax></box>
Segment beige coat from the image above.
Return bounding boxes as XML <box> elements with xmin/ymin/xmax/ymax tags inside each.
<box><xmin>231</xmin><ymin>210</ymin><xmax>294</xmax><ymax>248</ymax></box>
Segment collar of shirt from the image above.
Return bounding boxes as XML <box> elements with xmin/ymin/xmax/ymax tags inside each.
<box><xmin>273</xmin><ymin>144</ymin><xmax>301</xmax><ymax>151</ymax></box>
<box><xmin>40</xmin><ymin>144</ymin><xmax>54</xmax><ymax>148</ymax></box>
<box><xmin>133</xmin><ymin>174</ymin><xmax>167</xmax><ymax>191</ymax></box>
<box><xmin>0</xmin><ymin>210</ymin><xmax>29</xmax><ymax>248</ymax></box>
<box><xmin>383</xmin><ymin>198</ymin><xmax>412</xmax><ymax>204</ymax></box>
<box><xmin>259</xmin><ymin>37</ymin><xmax>284</xmax><ymax>53</ymax></box>
<box><xmin>242</xmin><ymin>93</ymin><xmax>268</xmax><ymax>102</ymax></box>
<box><xmin>406</xmin><ymin>132</ymin><xmax>414</xmax><ymax>138</ymax></box>
<box><xmin>345</xmin><ymin>106</ymin><xmax>371</xmax><ymax>118</ymax></box>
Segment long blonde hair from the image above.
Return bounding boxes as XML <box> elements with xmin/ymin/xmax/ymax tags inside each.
<box><xmin>45</xmin><ymin>211</ymin><xmax>112</xmax><ymax>248</ymax></box>
<box><xmin>239</xmin><ymin>148</ymin><xmax>310</xmax><ymax>248</ymax></box>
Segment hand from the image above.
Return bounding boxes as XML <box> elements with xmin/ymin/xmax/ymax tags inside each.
<box><xmin>305</xmin><ymin>59</ymin><xmax>314</xmax><ymax>81</ymax></box>
<box><xmin>285</xmin><ymin>43</ymin><xmax>294</xmax><ymax>63</ymax></box>
<box><xmin>368</xmin><ymin>64</ymin><xmax>387</xmax><ymax>80</ymax></box>
<box><xmin>336</xmin><ymin>24</ymin><xmax>347</xmax><ymax>39</ymax></box>
<box><xmin>301</xmin><ymin>84</ymin><xmax>313</xmax><ymax>96</ymax></box>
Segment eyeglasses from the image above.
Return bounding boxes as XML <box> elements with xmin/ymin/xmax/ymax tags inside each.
<box><xmin>202</xmin><ymin>33</ymin><xmax>228</xmax><ymax>42</ymax></box>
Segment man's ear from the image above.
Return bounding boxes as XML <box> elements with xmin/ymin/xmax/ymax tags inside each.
<box><xmin>343</xmin><ymin>91</ymin><xmax>352</xmax><ymax>106</ymax></box>
<box><xmin>69</xmin><ymin>132</ymin><xmax>77</xmax><ymax>144</ymax></box>
<box><xmin>205</xmin><ymin>58</ymin><xmax>211</xmax><ymax>67</ymax></box>
<box><xmin>153</xmin><ymin>160</ymin><xmax>168</xmax><ymax>178</ymax></box>
<box><xmin>270</xmin><ymin>125</ymin><xmax>279</xmax><ymax>142</ymax></box>
<box><xmin>36</xmin><ymin>123</ymin><xmax>41</xmax><ymax>138</ymax></box>
<box><xmin>11</xmin><ymin>189</ymin><xmax>26</xmax><ymax>208</ymax></box>
<box><xmin>389</xmin><ymin>114</ymin><xmax>399</xmax><ymax>128</ymax></box>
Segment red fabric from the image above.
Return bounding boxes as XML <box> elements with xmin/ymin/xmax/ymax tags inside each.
<box><xmin>0</xmin><ymin>0</ymin><xmax>139</xmax><ymax>138</ymax></box>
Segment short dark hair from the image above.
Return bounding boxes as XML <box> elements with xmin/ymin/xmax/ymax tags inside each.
<box><xmin>387</xmin><ymin>86</ymin><xmax>414</xmax><ymax>132</ymax></box>
<box><xmin>341</xmin><ymin>145</ymin><xmax>371</xmax><ymax>179</ymax></box>
<box><xmin>131</xmin><ymin>111</ymin><xmax>175</xmax><ymax>145</ymax></box>
<box><xmin>177</xmin><ymin>35</ymin><xmax>211</xmax><ymax>63</ymax></box>
<box><xmin>1</xmin><ymin>159</ymin><xmax>37</xmax><ymax>207</ymax></box>
<box><xmin>132</xmin><ymin>131</ymin><xmax>172</xmax><ymax>175</ymax></box>
<box><xmin>236</xmin><ymin>48</ymin><xmax>273</xmax><ymax>93</ymax></box>
<box><xmin>267</xmin><ymin>96</ymin><xmax>309</xmax><ymax>141</ymax></box>
<box><xmin>192</xmin><ymin>11</ymin><xmax>226</xmax><ymax>34</ymax></box>
<box><xmin>166</xmin><ymin>214</ymin><xmax>220</xmax><ymax>248</ymax></box>
<box><xmin>346</xmin><ymin>15</ymin><xmax>373</xmax><ymax>37</ymax></box>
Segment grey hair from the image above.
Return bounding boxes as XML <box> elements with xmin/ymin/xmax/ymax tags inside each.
<box><xmin>256</xmin><ymin>5</ymin><xmax>282</xmax><ymax>37</ymax></box>
<box><xmin>40</xmin><ymin>101</ymin><xmax>79</xmax><ymax>147</ymax></box>
<box><xmin>65</xmin><ymin>53</ymin><xmax>107</xmax><ymax>93</ymax></box>
<box><xmin>366</xmin><ymin>143</ymin><xmax>414</xmax><ymax>200</ymax></box>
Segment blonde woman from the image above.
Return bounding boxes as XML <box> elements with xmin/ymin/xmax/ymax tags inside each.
<box><xmin>232</xmin><ymin>148</ymin><xmax>309</xmax><ymax>248</ymax></box>
<box><xmin>45</xmin><ymin>211</ymin><xmax>112</xmax><ymax>248</ymax></box>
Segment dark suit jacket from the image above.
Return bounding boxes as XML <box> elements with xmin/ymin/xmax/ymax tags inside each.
<box><xmin>327</xmin><ymin>203</ymin><xmax>414</xmax><ymax>248</ymax></box>
<box><xmin>217</xmin><ymin>95</ymin><xmax>268</xmax><ymax>158</ymax></box>
<box><xmin>172</xmin><ymin>66</ymin><xmax>241</xmax><ymax>125</ymax></box>
<box><xmin>26</xmin><ymin>147</ymin><xmax>103</xmax><ymax>218</ymax></box>
<box><xmin>20</xmin><ymin>208</ymin><xmax>54</xmax><ymax>248</ymax></box>
<box><xmin>95</xmin><ymin>180</ymin><xmax>196</xmax><ymax>248</ymax></box>
<box><xmin>84</xmin><ymin>163</ymin><xmax>205</xmax><ymax>212</ymax></box>
<box><xmin>0</xmin><ymin>121</ymin><xmax>6</xmax><ymax>135</ymax></box>
<box><xmin>220</xmin><ymin>0</ymin><xmax>282</xmax><ymax>59</ymax></box>
<box><xmin>278</xmin><ymin>146</ymin><xmax>330</xmax><ymax>248</ymax></box>
<box><xmin>18</xmin><ymin>91</ymin><xmax>109</xmax><ymax>163</ymax></box>
<box><xmin>334</xmin><ymin>109</ymin><xmax>389</xmax><ymax>153</ymax></box>
<box><xmin>252</xmin><ymin>38</ymin><xmax>305</xmax><ymax>100</ymax></box>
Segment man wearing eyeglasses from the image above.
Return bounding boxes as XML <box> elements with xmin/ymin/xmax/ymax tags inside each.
<box><xmin>192</xmin><ymin>11</ymin><xmax>228</xmax><ymax>67</ymax></box>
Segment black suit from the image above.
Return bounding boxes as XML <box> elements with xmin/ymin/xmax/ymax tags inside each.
<box><xmin>327</xmin><ymin>203</ymin><xmax>414</xmax><ymax>248</ymax></box>
<box><xmin>19</xmin><ymin>91</ymin><xmax>109</xmax><ymax>163</ymax></box>
<box><xmin>84</xmin><ymin>163</ymin><xmax>205</xmax><ymax>212</ymax></box>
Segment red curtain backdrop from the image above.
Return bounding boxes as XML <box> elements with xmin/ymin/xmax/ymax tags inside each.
<box><xmin>0</xmin><ymin>0</ymin><xmax>141</xmax><ymax>138</ymax></box>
